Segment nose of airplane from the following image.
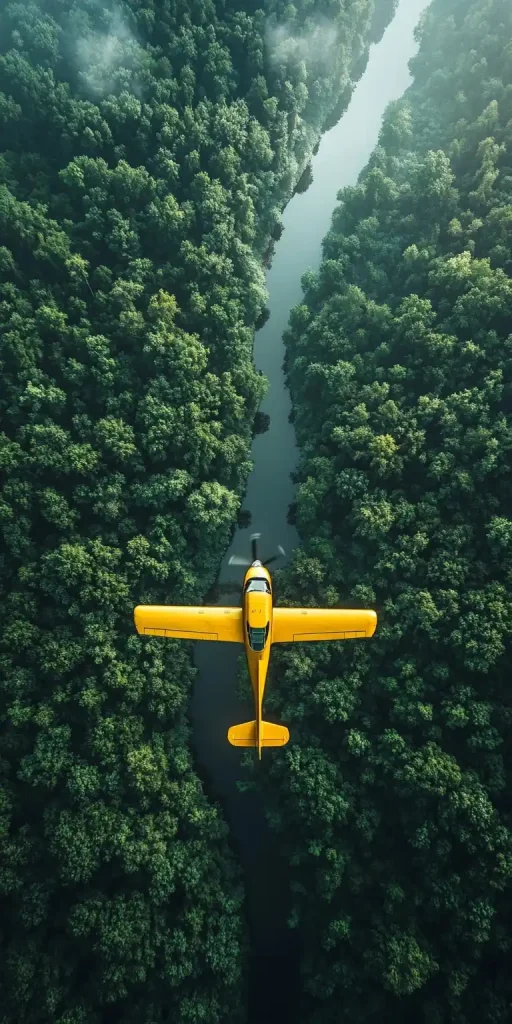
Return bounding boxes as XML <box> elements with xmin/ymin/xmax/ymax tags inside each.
<box><xmin>252</xmin><ymin>559</ymin><xmax>262</xmax><ymax>567</ymax></box>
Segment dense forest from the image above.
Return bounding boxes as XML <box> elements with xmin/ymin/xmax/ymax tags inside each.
<box><xmin>254</xmin><ymin>0</ymin><xmax>512</xmax><ymax>1021</ymax></box>
<box><xmin>0</xmin><ymin>0</ymin><xmax>399</xmax><ymax>1021</ymax></box>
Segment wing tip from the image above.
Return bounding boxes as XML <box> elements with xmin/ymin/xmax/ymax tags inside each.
<box><xmin>367</xmin><ymin>609</ymin><xmax>378</xmax><ymax>636</ymax></box>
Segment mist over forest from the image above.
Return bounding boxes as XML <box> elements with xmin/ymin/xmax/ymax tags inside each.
<box><xmin>0</xmin><ymin>0</ymin><xmax>511</xmax><ymax>1022</ymax></box>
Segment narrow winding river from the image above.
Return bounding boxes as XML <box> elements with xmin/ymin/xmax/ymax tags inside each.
<box><xmin>189</xmin><ymin>0</ymin><xmax>431</xmax><ymax>1017</ymax></box>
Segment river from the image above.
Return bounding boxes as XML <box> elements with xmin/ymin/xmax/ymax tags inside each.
<box><xmin>189</xmin><ymin>0</ymin><xmax>431</xmax><ymax>1018</ymax></box>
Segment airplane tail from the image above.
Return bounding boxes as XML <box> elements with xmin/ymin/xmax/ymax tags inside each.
<box><xmin>259</xmin><ymin>721</ymin><xmax>290</xmax><ymax>748</ymax></box>
<box><xmin>228</xmin><ymin>720</ymin><xmax>289</xmax><ymax>759</ymax></box>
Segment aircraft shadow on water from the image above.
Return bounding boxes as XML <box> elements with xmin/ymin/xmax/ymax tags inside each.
<box><xmin>134</xmin><ymin>534</ymin><xmax>378</xmax><ymax>759</ymax></box>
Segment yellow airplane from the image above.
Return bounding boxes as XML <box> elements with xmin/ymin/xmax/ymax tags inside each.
<box><xmin>134</xmin><ymin>534</ymin><xmax>377</xmax><ymax>759</ymax></box>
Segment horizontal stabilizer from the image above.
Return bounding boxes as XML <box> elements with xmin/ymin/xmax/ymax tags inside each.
<box><xmin>260</xmin><ymin>721</ymin><xmax>289</xmax><ymax>747</ymax></box>
<box><xmin>227</xmin><ymin>720</ymin><xmax>289</xmax><ymax>748</ymax></box>
<box><xmin>228</xmin><ymin>720</ymin><xmax>257</xmax><ymax>747</ymax></box>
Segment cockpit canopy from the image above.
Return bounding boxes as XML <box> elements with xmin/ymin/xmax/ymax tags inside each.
<box><xmin>244</xmin><ymin>578</ymin><xmax>271</xmax><ymax>594</ymax></box>
<box><xmin>247</xmin><ymin>622</ymin><xmax>269</xmax><ymax>651</ymax></box>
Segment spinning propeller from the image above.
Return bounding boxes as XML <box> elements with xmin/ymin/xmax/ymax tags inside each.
<box><xmin>206</xmin><ymin>534</ymin><xmax>286</xmax><ymax>599</ymax></box>
<box><xmin>228</xmin><ymin>532</ymin><xmax>285</xmax><ymax>568</ymax></box>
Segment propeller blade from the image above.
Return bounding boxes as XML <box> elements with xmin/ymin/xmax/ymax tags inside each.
<box><xmin>263</xmin><ymin>545</ymin><xmax>286</xmax><ymax>567</ymax></box>
<box><xmin>230</xmin><ymin>535</ymin><xmax>284</xmax><ymax>569</ymax></box>
<box><xmin>250</xmin><ymin>532</ymin><xmax>261</xmax><ymax>562</ymax></box>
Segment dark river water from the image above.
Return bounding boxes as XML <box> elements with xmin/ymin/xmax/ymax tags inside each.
<box><xmin>189</xmin><ymin>1</ymin><xmax>431</xmax><ymax>1018</ymax></box>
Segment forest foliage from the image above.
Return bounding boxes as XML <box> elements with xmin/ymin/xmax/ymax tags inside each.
<box><xmin>0</xmin><ymin>0</ymin><xmax>396</xmax><ymax>1021</ymax></box>
<box><xmin>254</xmin><ymin>0</ymin><xmax>512</xmax><ymax>1021</ymax></box>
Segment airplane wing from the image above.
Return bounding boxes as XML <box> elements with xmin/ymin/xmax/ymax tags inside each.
<box><xmin>134</xmin><ymin>605</ymin><xmax>244</xmax><ymax>643</ymax></box>
<box><xmin>272</xmin><ymin>607</ymin><xmax>377</xmax><ymax>643</ymax></box>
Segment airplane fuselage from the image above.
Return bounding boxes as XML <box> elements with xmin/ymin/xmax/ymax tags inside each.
<box><xmin>243</xmin><ymin>561</ymin><xmax>273</xmax><ymax>751</ymax></box>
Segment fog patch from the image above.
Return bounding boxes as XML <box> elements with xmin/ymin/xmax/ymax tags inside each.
<box><xmin>266</xmin><ymin>17</ymin><xmax>338</xmax><ymax>69</ymax></box>
<box><xmin>75</xmin><ymin>6</ymin><xmax>146</xmax><ymax>97</ymax></box>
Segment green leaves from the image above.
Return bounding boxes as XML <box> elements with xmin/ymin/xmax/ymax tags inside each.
<box><xmin>40</xmin><ymin>540</ymin><xmax>128</xmax><ymax>612</ymax></box>
<box><xmin>186</xmin><ymin>480</ymin><xmax>239</xmax><ymax>536</ymax></box>
<box><xmin>94</xmin><ymin>416</ymin><xmax>137</xmax><ymax>464</ymax></box>
<box><xmin>376</xmin><ymin>930</ymin><xmax>439</xmax><ymax>996</ymax></box>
